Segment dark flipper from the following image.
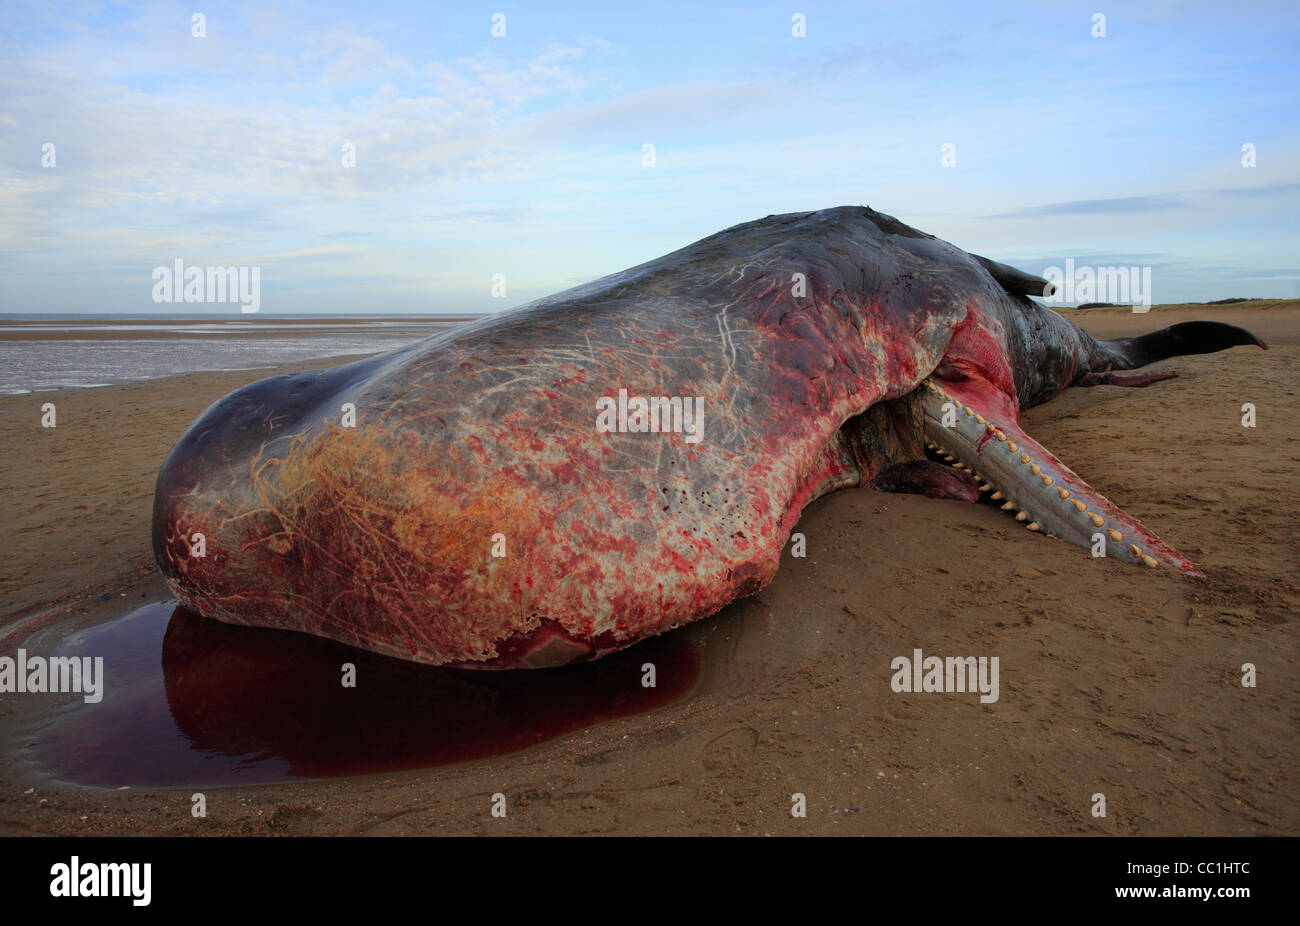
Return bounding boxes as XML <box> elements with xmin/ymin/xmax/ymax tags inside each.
<box><xmin>972</xmin><ymin>254</ymin><xmax>1056</xmax><ymax>298</ymax></box>
<box><xmin>1105</xmin><ymin>321</ymin><xmax>1267</xmax><ymax>369</ymax></box>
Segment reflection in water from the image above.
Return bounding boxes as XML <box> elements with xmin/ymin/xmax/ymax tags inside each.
<box><xmin>33</xmin><ymin>602</ymin><xmax>699</xmax><ymax>787</ymax></box>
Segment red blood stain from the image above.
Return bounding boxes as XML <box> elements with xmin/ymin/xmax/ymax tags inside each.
<box><xmin>32</xmin><ymin>603</ymin><xmax>699</xmax><ymax>788</ymax></box>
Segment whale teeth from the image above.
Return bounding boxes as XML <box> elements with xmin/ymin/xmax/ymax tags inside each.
<box><xmin>1040</xmin><ymin>474</ymin><xmax>1053</xmax><ymax>486</ymax></box>
<box><xmin>1008</xmin><ymin>442</ymin><xmax>1020</xmax><ymax>452</ymax></box>
<box><xmin>995</xmin><ymin>431</ymin><xmax>1007</xmax><ymax>441</ymax></box>
<box><xmin>1106</xmin><ymin>529</ymin><xmax>1123</xmax><ymax>542</ymax></box>
<box><xmin>1001</xmin><ymin>501</ymin><xmax>1014</xmax><ymax>511</ymax></box>
<box><xmin>926</xmin><ymin>442</ymin><xmax>936</xmax><ymax>450</ymax></box>
<box><xmin>990</xmin><ymin>491</ymin><xmax>1003</xmax><ymax>500</ymax></box>
<box><xmin>1029</xmin><ymin>463</ymin><xmax>1041</xmax><ymax>475</ymax></box>
<box><xmin>1089</xmin><ymin>513</ymin><xmax>1105</xmax><ymax>528</ymax></box>
<box><xmin>1071</xmin><ymin>499</ymin><xmax>1088</xmax><ymax>512</ymax></box>
<box><xmin>1026</xmin><ymin>522</ymin><xmax>1040</xmax><ymax>532</ymax></box>
<box><xmin>1057</xmin><ymin>487</ymin><xmax>1070</xmax><ymax>499</ymax></box>
<box><xmin>975</xmin><ymin>414</ymin><xmax>987</xmax><ymax>425</ymax></box>
<box><xmin>979</xmin><ymin>483</ymin><xmax>992</xmax><ymax>492</ymax></box>
<box><xmin>1015</xmin><ymin>510</ymin><xmax>1029</xmax><ymax>522</ymax></box>
<box><xmin>1142</xmin><ymin>555</ymin><xmax>1158</xmax><ymax>568</ymax></box>
<box><xmin>944</xmin><ymin>455</ymin><xmax>955</xmax><ymax>462</ymax></box>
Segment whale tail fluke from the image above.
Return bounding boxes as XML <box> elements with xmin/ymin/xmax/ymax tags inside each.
<box><xmin>1104</xmin><ymin>320</ymin><xmax>1267</xmax><ymax>370</ymax></box>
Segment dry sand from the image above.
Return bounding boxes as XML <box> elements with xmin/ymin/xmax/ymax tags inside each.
<box><xmin>0</xmin><ymin>304</ymin><xmax>1296</xmax><ymax>835</ymax></box>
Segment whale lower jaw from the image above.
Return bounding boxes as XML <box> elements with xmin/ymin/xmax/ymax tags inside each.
<box><xmin>918</xmin><ymin>377</ymin><xmax>1199</xmax><ymax>574</ymax></box>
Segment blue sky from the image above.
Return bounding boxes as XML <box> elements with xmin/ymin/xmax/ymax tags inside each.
<box><xmin>1</xmin><ymin>0</ymin><xmax>1297</xmax><ymax>314</ymax></box>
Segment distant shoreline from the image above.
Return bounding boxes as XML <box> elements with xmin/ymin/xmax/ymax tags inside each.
<box><xmin>1067</xmin><ymin>298</ymin><xmax>1298</xmax><ymax>315</ymax></box>
<box><xmin>0</xmin><ymin>313</ymin><xmax>488</xmax><ymax>321</ymax></box>
<box><xmin>0</xmin><ymin>315</ymin><xmax>484</xmax><ymax>342</ymax></box>
<box><xmin>0</xmin><ymin>317</ymin><xmax>478</xmax><ymax>394</ymax></box>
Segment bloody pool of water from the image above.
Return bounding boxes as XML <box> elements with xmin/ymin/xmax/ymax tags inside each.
<box><xmin>26</xmin><ymin>602</ymin><xmax>699</xmax><ymax>787</ymax></box>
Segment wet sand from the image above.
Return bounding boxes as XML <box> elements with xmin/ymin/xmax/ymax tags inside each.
<box><xmin>1</xmin><ymin>304</ymin><xmax>1296</xmax><ymax>835</ymax></box>
<box><xmin>0</xmin><ymin>315</ymin><xmax>480</xmax><ymax>341</ymax></box>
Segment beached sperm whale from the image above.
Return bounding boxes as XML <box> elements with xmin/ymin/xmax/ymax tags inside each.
<box><xmin>152</xmin><ymin>206</ymin><xmax>1265</xmax><ymax>668</ymax></box>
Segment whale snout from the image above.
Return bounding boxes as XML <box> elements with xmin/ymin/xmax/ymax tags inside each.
<box><xmin>150</xmin><ymin>356</ymin><xmax>607</xmax><ymax>666</ymax></box>
<box><xmin>152</xmin><ymin>361</ymin><xmax>388</xmax><ymax>624</ymax></box>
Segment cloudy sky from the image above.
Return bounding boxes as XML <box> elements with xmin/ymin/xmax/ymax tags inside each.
<box><xmin>1</xmin><ymin>0</ymin><xmax>1297</xmax><ymax>314</ymax></box>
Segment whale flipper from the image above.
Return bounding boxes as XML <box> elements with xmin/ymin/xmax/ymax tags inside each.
<box><xmin>972</xmin><ymin>254</ymin><xmax>1056</xmax><ymax>298</ymax></box>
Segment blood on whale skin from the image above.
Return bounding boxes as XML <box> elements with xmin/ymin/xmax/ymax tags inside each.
<box><xmin>152</xmin><ymin>206</ymin><xmax>1265</xmax><ymax>668</ymax></box>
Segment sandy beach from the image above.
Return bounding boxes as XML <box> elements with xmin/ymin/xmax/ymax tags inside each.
<box><xmin>0</xmin><ymin>303</ymin><xmax>1295</xmax><ymax>836</ymax></box>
